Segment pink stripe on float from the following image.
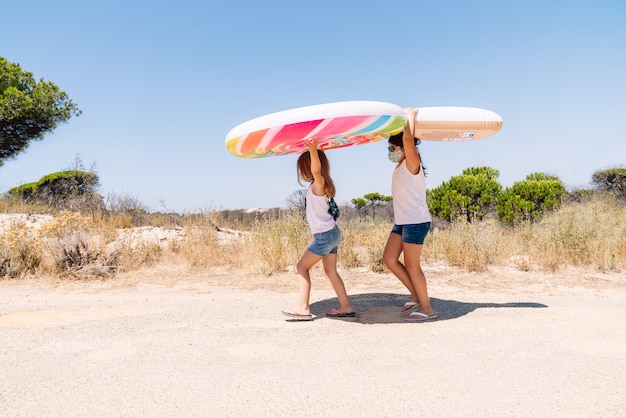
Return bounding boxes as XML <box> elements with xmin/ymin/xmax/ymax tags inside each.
<box><xmin>310</xmin><ymin>116</ymin><xmax>371</xmax><ymax>138</ymax></box>
<box><xmin>303</xmin><ymin>118</ymin><xmax>333</xmax><ymax>139</ymax></box>
<box><xmin>269</xmin><ymin>119</ymin><xmax>324</xmax><ymax>144</ymax></box>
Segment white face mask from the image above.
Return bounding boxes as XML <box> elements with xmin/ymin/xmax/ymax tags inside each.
<box><xmin>388</xmin><ymin>150</ymin><xmax>404</xmax><ymax>163</ymax></box>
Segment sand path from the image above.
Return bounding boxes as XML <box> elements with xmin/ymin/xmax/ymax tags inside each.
<box><xmin>1</xmin><ymin>267</ymin><xmax>625</xmax><ymax>417</ymax></box>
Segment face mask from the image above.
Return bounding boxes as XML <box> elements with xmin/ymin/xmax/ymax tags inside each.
<box><xmin>388</xmin><ymin>150</ymin><xmax>404</xmax><ymax>163</ymax></box>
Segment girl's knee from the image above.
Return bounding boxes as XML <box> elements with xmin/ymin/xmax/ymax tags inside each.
<box><xmin>323</xmin><ymin>267</ymin><xmax>338</xmax><ymax>277</ymax></box>
<box><xmin>295</xmin><ymin>260</ymin><xmax>306</xmax><ymax>274</ymax></box>
<box><xmin>382</xmin><ymin>252</ymin><xmax>396</xmax><ymax>268</ymax></box>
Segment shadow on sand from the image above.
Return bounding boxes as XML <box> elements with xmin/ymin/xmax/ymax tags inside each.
<box><xmin>309</xmin><ymin>293</ymin><xmax>548</xmax><ymax>324</ymax></box>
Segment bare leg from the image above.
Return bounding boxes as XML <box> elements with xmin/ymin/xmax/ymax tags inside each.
<box><xmin>288</xmin><ymin>250</ymin><xmax>321</xmax><ymax>315</ymax></box>
<box><xmin>321</xmin><ymin>253</ymin><xmax>352</xmax><ymax>313</ymax></box>
<box><xmin>383</xmin><ymin>233</ymin><xmax>417</xmax><ymax>299</ymax></box>
<box><xmin>402</xmin><ymin>242</ymin><xmax>434</xmax><ymax>315</ymax></box>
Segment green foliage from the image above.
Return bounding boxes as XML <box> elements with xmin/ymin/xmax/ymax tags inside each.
<box><xmin>363</xmin><ymin>192</ymin><xmax>391</xmax><ymax>204</ymax></box>
<box><xmin>497</xmin><ymin>172</ymin><xmax>566</xmax><ymax>225</ymax></box>
<box><xmin>427</xmin><ymin>166</ymin><xmax>502</xmax><ymax>222</ymax></box>
<box><xmin>352</xmin><ymin>192</ymin><xmax>392</xmax><ymax>220</ymax></box>
<box><xmin>0</xmin><ymin>57</ymin><xmax>81</xmax><ymax>165</ymax></box>
<box><xmin>462</xmin><ymin>166</ymin><xmax>500</xmax><ymax>179</ymax></box>
<box><xmin>9</xmin><ymin>181</ymin><xmax>38</xmax><ymax>197</ymax></box>
<box><xmin>351</xmin><ymin>197</ymin><xmax>367</xmax><ymax>209</ymax></box>
<box><xmin>525</xmin><ymin>172</ymin><xmax>559</xmax><ymax>181</ymax></box>
<box><xmin>9</xmin><ymin>170</ymin><xmax>102</xmax><ymax>211</ymax></box>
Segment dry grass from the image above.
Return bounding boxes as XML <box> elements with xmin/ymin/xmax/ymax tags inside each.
<box><xmin>339</xmin><ymin>220</ymin><xmax>391</xmax><ymax>272</ymax></box>
<box><xmin>426</xmin><ymin>219</ymin><xmax>507</xmax><ymax>272</ymax></box>
<box><xmin>426</xmin><ymin>196</ymin><xmax>626</xmax><ymax>273</ymax></box>
<box><xmin>528</xmin><ymin>197</ymin><xmax>626</xmax><ymax>272</ymax></box>
<box><xmin>1</xmin><ymin>196</ymin><xmax>624</xmax><ymax>281</ymax></box>
<box><xmin>0</xmin><ymin>223</ymin><xmax>43</xmax><ymax>278</ymax></box>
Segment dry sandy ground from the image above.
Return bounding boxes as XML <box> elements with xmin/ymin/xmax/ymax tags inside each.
<box><xmin>1</xmin><ymin>261</ymin><xmax>625</xmax><ymax>417</ymax></box>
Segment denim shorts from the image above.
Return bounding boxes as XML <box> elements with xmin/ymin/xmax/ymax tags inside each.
<box><xmin>308</xmin><ymin>225</ymin><xmax>340</xmax><ymax>256</ymax></box>
<box><xmin>391</xmin><ymin>222</ymin><xmax>431</xmax><ymax>245</ymax></box>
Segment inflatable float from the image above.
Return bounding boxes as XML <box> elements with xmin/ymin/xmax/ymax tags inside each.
<box><xmin>225</xmin><ymin>101</ymin><xmax>502</xmax><ymax>158</ymax></box>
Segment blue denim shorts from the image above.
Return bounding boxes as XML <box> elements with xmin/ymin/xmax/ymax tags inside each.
<box><xmin>391</xmin><ymin>222</ymin><xmax>431</xmax><ymax>245</ymax></box>
<box><xmin>308</xmin><ymin>225</ymin><xmax>340</xmax><ymax>256</ymax></box>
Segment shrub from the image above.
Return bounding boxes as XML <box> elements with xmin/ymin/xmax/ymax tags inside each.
<box><xmin>0</xmin><ymin>223</ymin><xmax>42</xmax><ymax>278</ymax></box>
<box><xmin>9</xmin><ymin>170</ymin><xmax>103</xmax><ymax>212</ymax></box>
<box><xmin>37</xmin><ymin>211</ymin><xmax>116</xmax><ymax>278</ymax></box>
<box><xmin>592</xmin><ymin>168</ymin><xmax>626</xmax><ymax>201</ymax></box>
<box><xmin>497</xmin><ymin>172</ymin><xmax>566</xmax><ymax>225</ymax></box>
<box><xmin>428</xmin><ymin>167</ymin><xmax>502</xmax><ymax>222</ymax></box>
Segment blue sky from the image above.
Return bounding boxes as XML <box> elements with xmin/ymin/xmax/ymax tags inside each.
<box><xmin>1</xmin><ymin>0</ymin><xmax>624</xmax><ymax>212</ymax></box>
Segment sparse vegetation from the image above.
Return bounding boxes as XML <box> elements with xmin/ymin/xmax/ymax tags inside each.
<box><xmin>1</xmin><ymin>159</ymin><xmax>625</xmax><ymax>281</ymax></box>
<box><xmin>0</xmin><ymin>192</ymin><xmax>624</xmax><ymax>281</ymax></box>
<box><xmin>3</xmin><ymin>57</ymin><xmax>619</xmax><ymax>282</ymax></box>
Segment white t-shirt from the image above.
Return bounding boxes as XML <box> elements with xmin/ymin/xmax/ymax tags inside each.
<box><xmin>306</xmin><ymin>186</ymin><xmax>336</xmax><ymax>234</ymax></box>
<box><xmin>391</xmin><ymin>160</ymin><xmax>432</xmax><ymax>225</ymax></box>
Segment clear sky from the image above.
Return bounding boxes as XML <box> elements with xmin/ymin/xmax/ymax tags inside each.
<box><xmin>1</xmin><ymin>0</ymin><xmax>624</xmax><ymax>212</ymax></box>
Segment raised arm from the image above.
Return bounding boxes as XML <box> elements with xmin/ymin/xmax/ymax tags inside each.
<box><xmin>402</xmin><ymin>107</ymin><xmax>422</xmax><ymax>175</ymax></box>
<box><xmin>305</xmin><ymin>139</ymin><xmax>326</xmax><ymax>196</ymax></box>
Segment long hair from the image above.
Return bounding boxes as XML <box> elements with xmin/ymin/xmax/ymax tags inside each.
<box><xmin>388</xmin><ymin>131</ymin><xmax>427</xmax><ymax>176</ymax></box>
<box><xmin>296</xmin><ymin>149</ymin><xmax>336</xmax><ymax>198</ymax></box>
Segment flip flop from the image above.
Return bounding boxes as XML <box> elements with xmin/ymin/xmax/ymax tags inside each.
<box><xmin>403</xmin><ymin>311</ymin><xmax>438</xmax><ymax>322</ymax></box>
<box><xmin>326</xmin><ymin>309</ymin><xmax>356</xmax><ymax>318</ymax></box>
<box><xmin>281</xmin><ymin>310</ymin><xmax>313</xmax><ymax>321</ymax></box>
<box><xmin>400</xmin><ymin>301</ymin><xmax>420</xmax><ymax>314</ymax></box>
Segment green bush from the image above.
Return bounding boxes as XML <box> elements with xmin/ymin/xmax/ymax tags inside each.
<box><xmin>9</xmin><ymin>170</ymin><xmax>103</xmax><ymax>212</ymax></box>
<box><xmin>497</xmin><ymin>172</ymin><xmax>566</xmax><ymax>225</ymax></box>
<box><xmin>427</xmin><ymin>167</ymin><xmax>502</xmax><ymax>222</ymax></box>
